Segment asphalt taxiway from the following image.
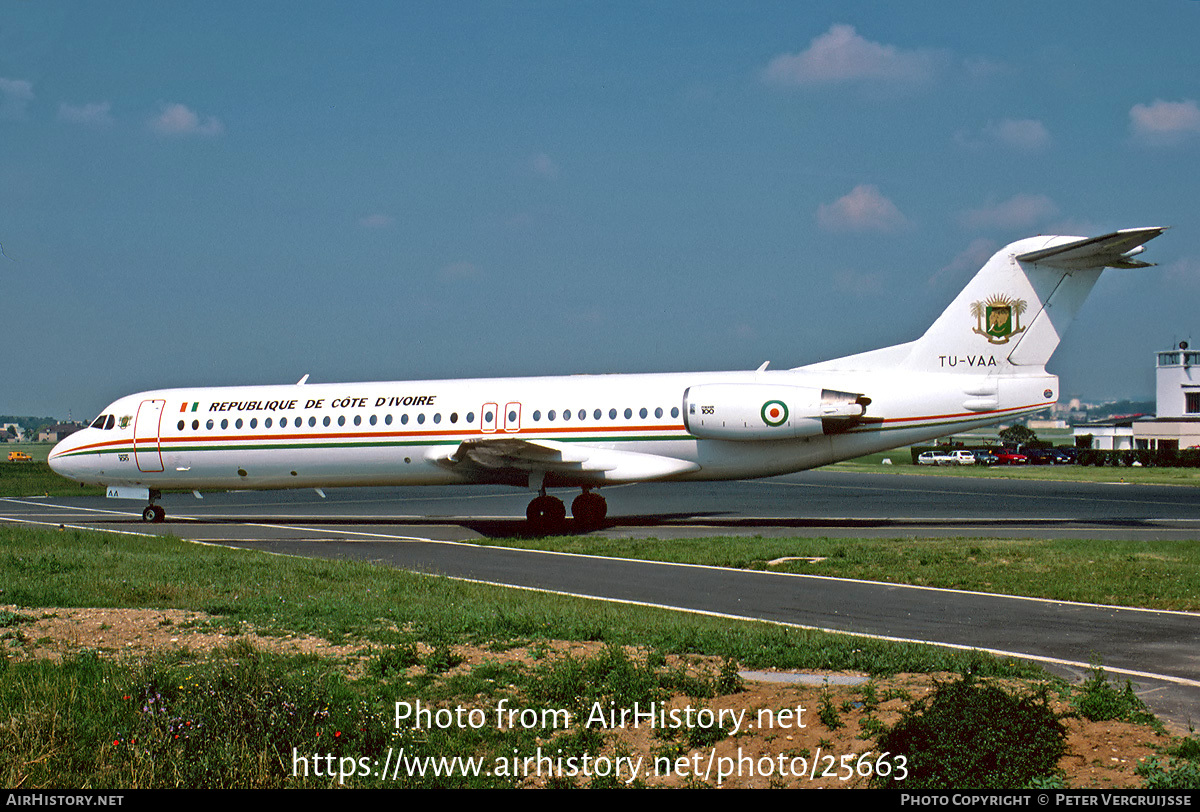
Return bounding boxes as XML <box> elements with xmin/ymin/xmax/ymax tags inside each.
<box><xmin>3</xmin><ymin>469</ymin><xmax>1198</xmax><ymax>726</ymax></box>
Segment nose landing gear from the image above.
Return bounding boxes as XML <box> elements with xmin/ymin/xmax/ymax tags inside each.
<box><xmin>141</xmin><ymin>490</ymin><xmax>165</xmax><ymax>523</ymax></box>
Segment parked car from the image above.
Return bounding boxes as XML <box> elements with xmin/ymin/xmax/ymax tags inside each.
<box><xmin>917</xmin><ymin>451</ymin><xmax>956</xmax><ymax>465</ymax></box>
<box><xmin>1054</xmin><ymin>447</ymin><xmax>1083</xmax><ymax>464</ymax></box>
<box><xmin>7</xmin><ymin>451</ymin><xmax>32</xmax><ymax>462</ymax></box>
<box><xmin>993</xmin><ymin>449</ymin><xmax>1029</xmax><ymax>465</ymax></box>
<box><xmin>1023</xmin><ymin>447</ymin><xmax>1057</xmax><ymax>465</ymax></box>
<box><xmin>973</xmin><ymin>450</ymin><xmax>999</xmax><ymax>466</ymax></box>
<box><xmin>949</xmin><ymin>450</ymin><xmax>977</xmax><ymax>465</ymax></box>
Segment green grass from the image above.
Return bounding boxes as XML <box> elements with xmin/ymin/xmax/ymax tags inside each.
<box><xmin>0</xmin><ymin>460</ymin><xmax>104</xmax><ymax>497</ymax></box>
<box><xmin>0</xmin><ymin>523</ymin><xmax>1183</xmax><ymax>789</ymax></box>
<box><xmin>0</xmin><ymin>523</ymin><xmax>1048</xmax><ymax>788</ymax></box>
<box><xmin>0</xmin><ymin>525</ymin><xmax>1028</xmax><ymax>676</ymax></box>
<box><xmin>472</xmin><ymin>535</ymin><xmax>1200</xmax><ymax>612</ymax></box>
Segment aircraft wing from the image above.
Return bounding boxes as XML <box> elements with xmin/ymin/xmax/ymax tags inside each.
<box><xmin>434</xmin><ymin>437</ymin><xmax>700</xmax><ymax>483</ymax></box>
<box><xmin>1015</xmin><ymin>227</ymin><xmax>1167</xmax><ymax>270</ymax></box>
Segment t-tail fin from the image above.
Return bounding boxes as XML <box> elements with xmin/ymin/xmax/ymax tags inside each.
<box><xmin>900</xmin><ymin>227</ymin><xmax>1166</xmax><ymax>373</ymax></box>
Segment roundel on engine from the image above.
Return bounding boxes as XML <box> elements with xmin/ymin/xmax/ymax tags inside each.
<box><xmin>761</xmin><ymin>400</ymin><xmax>788</xmax><ymax>427</ymax></box>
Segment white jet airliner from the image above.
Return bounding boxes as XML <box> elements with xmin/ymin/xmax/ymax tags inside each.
<box><xmin>50</xmin><ymin>228</ymin><xmax>1165</xmax><ymax>529</ymax></box>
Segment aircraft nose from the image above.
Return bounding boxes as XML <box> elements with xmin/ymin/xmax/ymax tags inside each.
<box><xmin>48</xmin><ymin>435</ymin><xmax>84</xmax><ymax>480</ymax></box>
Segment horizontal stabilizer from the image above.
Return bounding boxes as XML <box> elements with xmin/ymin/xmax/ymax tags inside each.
<box><xmin>1016</xmin><ymin>227</ymin><xmax>1166</xmax><ymax>270</ymax></box>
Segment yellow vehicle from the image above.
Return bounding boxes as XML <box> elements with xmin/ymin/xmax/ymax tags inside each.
<box><xmin>7</xmin><ymin>451</ymin><xmax>32</xmax><ymax>462</ymax></box>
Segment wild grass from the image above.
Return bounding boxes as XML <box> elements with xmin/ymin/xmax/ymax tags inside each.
<box><xmin>479</xmin><ymin>535</ymin><xmax>1200</xmax><ymax>611</ymax></box>
<box><xmin>0</xmin><ymin>461</ymin><xmax>104</xmax><ymax>497</ymax></box>
<box><xmin>0</xmin><ymin>524</ymin><xmax>1178</xmax><ymax>788</ymax></box>
<box><xmin>0</xmin><ymin>525</ymin><xmax>1038</xmax><ymax>678</ymax></box>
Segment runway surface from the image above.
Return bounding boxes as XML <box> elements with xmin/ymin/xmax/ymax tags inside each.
<box><xmin>3</xmin><ymin>469</ymin><xmax>1199</xmax><ymax>726</ymax></box>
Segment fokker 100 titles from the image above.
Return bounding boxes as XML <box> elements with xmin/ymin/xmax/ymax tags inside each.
<box><xmin>206</xmin><ymin>394</ymin><xmax>438</xmax><ymax>412</ymax></box>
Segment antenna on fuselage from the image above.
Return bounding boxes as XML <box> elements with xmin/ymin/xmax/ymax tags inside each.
<box><xmin>296</xmin><ymin>374</ymin><xmax>309</xmax><ymax>385</ymax></box>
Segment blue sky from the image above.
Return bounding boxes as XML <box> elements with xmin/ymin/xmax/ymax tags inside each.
<box><xmin>3</xmin><ymin>2</ymin><xmax>1199</xmax><ymax>418</ymax></box>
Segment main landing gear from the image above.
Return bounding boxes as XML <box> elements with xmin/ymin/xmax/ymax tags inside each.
<box><xmin>525</xmin><ymin>487</ymin><xmax>607</xmax><ymax>533</ymax></box>
<box><xmin>141</xmin><ymin>489</ymin><xmax>165</xmax><ymax>523</ymax></box>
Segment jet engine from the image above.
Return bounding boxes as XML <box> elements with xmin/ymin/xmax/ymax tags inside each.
<box><xmin>682</xmin><ymin>383</ymin><xmax>871</xmax><ymax>440</ymax></box>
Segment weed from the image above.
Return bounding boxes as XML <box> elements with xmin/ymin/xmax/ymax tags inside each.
<box><xmin>818</xmin><ymin>686</ymin><xmax>842</xmax><ymax>730</ymax></box>
<box><xmin>368</xmin><ymin>642</ymin><xmax>421</xmax><ymax>678</ymax></box>
<box><xmin>686</xmin><ymin>719</ymin><xmax>729</xmax><ymax>749</ymax></box>
<box><xmin>0</xmin><ymin>611</ymin><xmax>32</xmax><ymax>628</ymax></box>
<box><xmin>871</xmin><ymin>675</ymin><xmax>1066</xmax><ymax>789</ymax></box>
<box><xmin>859</xmin><ymin>679</ymin><xmax>879</xmax><ymax>711</ymax></box>
<box><xmin>1169</xmin><ymin>737</ymin><xmax>1200</xmax><ymax>761</ymax></box>
<box><xmin>716</xmin><ymin>657</ymin><xmax>743</xmax><ymax>695</ymax></box>
<box><xmin>859</xmin><ymin>714</ymin><xmax>886</xmax><ymax>737</ymax></box>
<box><xmin>424</xmin><ymin>644</ymin><xmax>463</xmax><ymax>674</ymax></box>
<box><xmin>1136</xmin><ymin>757</ymin><xmax>1200</xmax><ymax>789</ymax></box>
<box><xmin>1073</xmin><ymin>665</ymin><xmax>1160</xmax><ymax>729</ymax></box>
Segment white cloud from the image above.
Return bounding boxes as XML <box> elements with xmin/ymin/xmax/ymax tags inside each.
<box><xmin>987</xmin><ymin>118</ymin><xmax>1050</xmax><ymax>151</ymax></box>
<box><xmin>58</xmin><ymin>101</ymin><xmax>114</xmax><ymax>128</ymax></box>
<box><xmin>1129</xmin><ymin>99</ymin><xmax>1200</xmax><ymax>145</ymax></box>
<box><xmin>763</xmin><ymin>24</ymin><xmax>940</xmax><ymax>87</ymax></box>
<box><xmin>817</xmin><ymin>185</ymin><xmax>908</xmax><ymax>232</ymax></box>
<box><xmin>150</xmin><ymin>102</ymin><xmax>223</xmax><ymax>136</ymax></box>
<box><xmin>0</xmin><ymin>77</ymin><xmax>34</xmax><ymax>120</ymax></box>
<box><xmin>961</xmin><ymin>194</ymin><xmax>1058</xmax><ymax>230</ymax></box>
<box><xmin>358</xmin><ymin>213</ymin><xmax>393</xmax><ymax>229</ymax></box>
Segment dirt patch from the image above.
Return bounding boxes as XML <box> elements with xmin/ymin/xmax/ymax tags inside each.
<box><xmin>1</xmin><ymin>605</ymin><xmax>362</xmax><ymax>663</ymax></box>
<box><xmin>0</xmin><ymin>605</ymin><xmax>1177</xmax><ymax>789</ymax></box>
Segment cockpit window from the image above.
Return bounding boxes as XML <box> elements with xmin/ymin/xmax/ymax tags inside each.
<box><xmin>104</xmin><ymin>415</ymin><xmax>115</xmax><ymax>430</ymax></box>
<box><xmin>91</xmin><ymin>415</ymin><xmax>108</xmax><ymax>429</ymax></box>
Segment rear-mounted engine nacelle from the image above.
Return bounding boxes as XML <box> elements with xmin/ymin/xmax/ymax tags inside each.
<box><xmin>682</xmin><ymin>383</ymin><xmax>870</xmax><ymax>440</ymax></box>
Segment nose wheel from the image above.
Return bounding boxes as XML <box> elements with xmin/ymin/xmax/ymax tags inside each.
<box><xmin>142</xmin><ymin>491</ymin><xmax>166</xmax><ymax>523</ymax></box>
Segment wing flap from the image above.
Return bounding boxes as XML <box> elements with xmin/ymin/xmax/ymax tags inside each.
<box><xmin>437</xmin><ymin>437</ymin><xmax>699</xmax><ymax>483</ymax></box>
